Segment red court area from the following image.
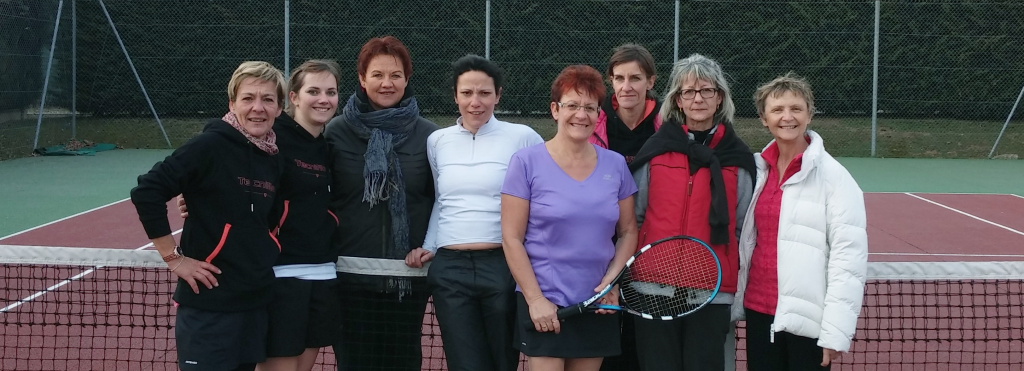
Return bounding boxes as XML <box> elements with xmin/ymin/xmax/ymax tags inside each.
<box><xmin>3</xmin><ymin>193</ymin><xmax>1024</xmax><ymax>371</ymax></box>
<box><xmin>6</xmin><ymin>193</ymin><xmax>1022</xmax><ymax>260</ymax></box>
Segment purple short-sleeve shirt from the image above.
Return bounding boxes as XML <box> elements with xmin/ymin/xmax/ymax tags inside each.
<box><xmin>501</xmin><ymin>143</ymin><xmax>638</xmax><ymax>307</ymax></box>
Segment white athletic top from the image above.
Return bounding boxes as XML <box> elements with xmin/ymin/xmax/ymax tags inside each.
<box><xmin>422</xmin><ymin>115</ymin><xmax>544</xmax><ymax>253</ymax></box>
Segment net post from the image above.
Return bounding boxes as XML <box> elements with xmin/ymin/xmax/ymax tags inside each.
<box><xmin>284</xmin><ymin>0</ymin><xmax>290</xmax><ymax>75</ymax></box>
<box><xmin>674</xmin><ymin>0</ymin><xmax>680</xmax><ymax>62</ymax></box>
<box><xmin>485</xmin><ymin>0</ymin><xmax>491</xmax><ymax>59</ymax></box>
<box><xmin>871</xmin><ymin>0</ymin><xmax>880</xmax><ymax>157</ymax></box>
<box><xmin>97</xmin><ymin>0</ymin><xmax>172</xmax><ymax>148</ymax></box>
<box><xmin>71</xmin><ymin>0</ymin><xmax>77</xmax><ymax>139</ymax></box>
<box><xmin>33</xmin><ymin>0</ymin><xmax>64</xmax><ymax>150</ymax></box>
<box><xmin>989</xmin><ymin>82</ymin><xmax>1024</xmax><ymax>158</ymax></box>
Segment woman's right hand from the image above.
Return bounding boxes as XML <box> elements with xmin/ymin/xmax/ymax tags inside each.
<box><xmin>176</xmin><ymin>194</ymin><xmax>188</xmax><ymax>218</ymax></box>
<box><xmin>526</xmin><ymin>295</ymin><xmax>561</xmax><ymax>334</ymax></box>
<box><xmin>167</xmin><ymin>257</ymin><xmax>220</xmax><ymax>294</ymax></box>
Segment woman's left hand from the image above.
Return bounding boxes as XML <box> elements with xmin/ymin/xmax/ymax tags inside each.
<box><xmin>404</xmin><ymin>247</ymin><xmax>433</xmax><ymax>268</ymax></box>
<box><xmin>594</xmin><ymin>283</ymin><xmax>620</xmax><ymax>314</ymax></box>
<box><xmin>822</xmin><ymin>348</ymin><xmax>840</xmax><ymax>366</ymax></box>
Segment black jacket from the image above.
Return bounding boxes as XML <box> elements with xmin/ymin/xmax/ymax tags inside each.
<box><xmin>325</xmin><ymin>95</ymin><xmax>438</xmax><ymax>291</ymax></box>
<box><xmin>131</xmin><ymin>119</ymin><xmax>283</xmax><ymax>311</ymax></box>
<box><xmin>273</xmin><ymin>114</ymin><xmax>338</xmax><ymax>265</ymax></box>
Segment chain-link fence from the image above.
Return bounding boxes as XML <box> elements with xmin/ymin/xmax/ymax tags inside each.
<box><xmin>2</xmin><ymin>0</ymin><xmax>1022</xmax><ymax>161</ymax></box>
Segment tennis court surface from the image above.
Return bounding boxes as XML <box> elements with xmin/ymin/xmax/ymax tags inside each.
<box><xmin>3</xmin><ymin>191</ymin><xmax>1022</xmax><ymax>370</ymax></box>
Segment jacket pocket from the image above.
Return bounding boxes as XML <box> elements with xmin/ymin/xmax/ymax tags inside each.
<box><xmin>205</xmin><ymin>224</ymin><xmax>232</xmax><ymax>263</ymax></box>
<box><xmin>327</xmin><ymin>209</ymin><xmax>339</xmax><ymax>226</ymax></box>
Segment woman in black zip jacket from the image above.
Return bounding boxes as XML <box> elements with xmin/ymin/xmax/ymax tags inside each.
<box><xmin>259</xmin><ymin>59</ymin><xmax>344</xmax><ymax>371</ymax></box>
<box><xmin>130</xmin><ymin>61</ymin><xmax>286</xmax><ymax>371</ymax></box>
<box><xmin>325</xmin><ymin>36</ymin><xmax>439</xmax><ymax>371</ymax></box>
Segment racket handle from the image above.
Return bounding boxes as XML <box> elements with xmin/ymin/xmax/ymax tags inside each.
<box><xmin>521</xmin><ymin>306</ymin><xmax>581</xmax><ymax>331</ymax></box>
<box><xmin>556</xmin><ymin>305</ymin><xmax>586</xmax><ymax>319</ymax></box>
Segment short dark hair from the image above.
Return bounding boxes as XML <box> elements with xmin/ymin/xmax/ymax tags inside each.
<box><xmin>356</xmin><ymin>36</ymin><xmax>413</xmax><ymax>79</ymax></box>
<box><xmin>450</xmin><ymin>54</ymin><xmax>504</xmax><ymax>93</ymax></box>
<box><xmin>606</xmin><ymin>43</ymin><xmax>656</xmax><ymax>81</ymax></box>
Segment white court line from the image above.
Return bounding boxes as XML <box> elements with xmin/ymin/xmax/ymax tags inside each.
<box><xmin>871</xmin><ymin>252</ymin><xmax>1024</xmax><ymax>258</ymax></box>
<box><xmin>904</xmin><ymin>192</ymin><xmax>1024</xmax><ymax>237</ymax></box>
<box><xmin>1012</xmin><ymin>194</ymin><xmax>1024</xmax><ymax>200</ymax></box>
<box><xmin>0</xmin><ymin>198</ymin><xmax>130</xmax><ymax>241</ymax></box>
<box><xmin>871</xmin><ymin>191</ymin><xmax>1013</xmax><ymax>195</ymax></box>
<box><xmin>0</xmin><ymin>228</ymin><xmax>182</xmax><ymax>313</ymax></box>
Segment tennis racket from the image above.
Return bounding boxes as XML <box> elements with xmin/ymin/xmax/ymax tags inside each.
<box><xmin>556</xmin><ymin>235</ymin><xmax>722</xmax><ymax>321</ymax></box>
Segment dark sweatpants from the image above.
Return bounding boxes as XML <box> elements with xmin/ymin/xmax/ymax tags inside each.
<box><xmin>744</xmin><ymin>309</ymin><xmax>830</xmax><ymax>371</ymax></box>
<box><xmin>427</xmin><ymin>248</ymin><xmax>519</xmax><ymax>371</ymax></box>
<box><xmin>331</xmin><ymin>287</ymin><xmax>431</xmax><ymax>371</ymax></box>
<box><xmin>634</xmin><ymin>304</ymin><xmax>731</xmax><ymax>371</ymax></box>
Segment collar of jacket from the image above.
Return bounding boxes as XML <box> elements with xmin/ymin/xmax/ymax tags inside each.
<box><xmin>756</xmin><ymin>129</ymin><xmax>825</xmax><ymax>186</ymax></box>
<box><xmin>455</xmin><ymin>114</ymin><xmax>499</xmax><ymax>136</ymax></box>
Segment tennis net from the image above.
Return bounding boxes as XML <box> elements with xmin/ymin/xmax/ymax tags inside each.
<box><xmin>2</xmin><ymin>245</ymin><xmax>1022</xmax><ymax>370</ymax></box>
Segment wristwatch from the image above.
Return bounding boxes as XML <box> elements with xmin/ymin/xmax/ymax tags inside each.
<box><xmin>162</xmin><ymin>246</ymin><xmax>183</xmax><ymax>262</ymax></box>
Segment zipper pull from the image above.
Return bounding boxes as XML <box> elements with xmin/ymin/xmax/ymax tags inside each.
<box><xmin>769</xmin><ymin>325</ymin><xmax>775</xmax><ymax>343</ymax></box>
<box><xmin>250</xmin><ymin>203</ymin><xmax>254</xmax><ymax>212</ymax></box>
<box><xmin>687</xmin><ymin>178</ymin><xmax>693</xmax><ymax>195</ymax></box>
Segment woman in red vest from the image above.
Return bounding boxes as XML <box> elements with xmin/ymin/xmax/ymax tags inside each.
<box><xmin>628</xmin><ymin>53</ymin><xmax>756</xmax><ymax>371</ymax></box>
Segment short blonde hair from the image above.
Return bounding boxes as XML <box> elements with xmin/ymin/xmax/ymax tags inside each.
<box><xmin>753</xmin><ymin>72</ymin><xmax>815</xmax><ymax>118</ymax></box>
<box><xmin>227</xmin><ymin>61</ymin><xmax>286</xmax><ymax>103</ymax></box>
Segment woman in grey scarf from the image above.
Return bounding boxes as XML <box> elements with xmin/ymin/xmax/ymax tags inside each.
<box><xmin>325</xmin><ymin>36</ymin><xmax>439</xmax><ymax>371</ymax></box>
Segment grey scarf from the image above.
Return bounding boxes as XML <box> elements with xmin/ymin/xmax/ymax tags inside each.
<box><xmin>342</xmin><ymin>89</ymin><xmax>420</xmax><ymax>263</ymax></box>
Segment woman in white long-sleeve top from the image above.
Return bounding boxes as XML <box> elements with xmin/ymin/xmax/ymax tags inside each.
<box><xmin>733</xmin><ymin>72</ymin><xmax>868</xmax><ymax>371</ymax></box>
<box><xmin>421</xmin><ymin>54</ymin><xmax>543</xmax><ymax>371</ymax></box>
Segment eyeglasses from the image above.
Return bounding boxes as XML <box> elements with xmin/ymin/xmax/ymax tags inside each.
<box><xmin>557</xmin><ymin>102</ymin><xmax>600</xmax><ymax>115</ymax></box>
<box><xmin>680</xmin><ymin>88</ymin><xmax>718</xmax><ymax>100</ymax></box>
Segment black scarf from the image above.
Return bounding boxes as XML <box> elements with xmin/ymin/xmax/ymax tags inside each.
<box><xmin>630</xmin><ymin>119</ymin><xmax>756</xmax><ymax>245</ymax></box>
<box><xmin>342</xmin><ymin>86</ymin><xmax>421</xmax><ymax>261</ymax></box>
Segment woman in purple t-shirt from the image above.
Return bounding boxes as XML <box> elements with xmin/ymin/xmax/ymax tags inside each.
<box><xmin>500</xmin><ymin>65</ymin><xmax>639</xmax><ymax>371</ymax></box>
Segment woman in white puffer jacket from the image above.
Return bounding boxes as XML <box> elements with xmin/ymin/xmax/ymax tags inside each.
<box><xmin>733</xmin><ymin>72</ymin><xmax>868</xmax><ymax>371</ymax></box>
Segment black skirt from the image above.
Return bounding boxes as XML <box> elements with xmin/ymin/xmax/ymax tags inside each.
<box><xmin>265</xmin><ymin>278</ymin><xmax>343</xmax><ymax>357</ymax></box>
<box><xmin>514</xmin><ymin>292</ymin><xmax>621</xmax><ymax>358</ymax></box>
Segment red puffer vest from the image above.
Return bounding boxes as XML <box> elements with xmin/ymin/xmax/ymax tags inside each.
<box><xmin>636</xmin><ymin>125</ymin><xmax>740</xmax><ymax>294</ymax></box>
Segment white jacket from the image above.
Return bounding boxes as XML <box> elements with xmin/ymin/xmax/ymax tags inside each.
<box><xmin>732</xmin><ymin>130</ymin><xmax>868</xmax><ymax>352</ymax></box>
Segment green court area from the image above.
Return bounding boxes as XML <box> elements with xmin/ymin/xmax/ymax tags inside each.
<box><xmin>2</xmin><ymin>115</ymin><xmax>1022</xmax><ymax>161</ymax></box>
<box><xmin>1</xmin><ymin>146</ymin><xmax>1021</xmax><ymax>238</ymax></box>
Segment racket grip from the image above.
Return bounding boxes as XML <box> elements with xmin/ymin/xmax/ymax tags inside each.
<box><xmin>556</xmin><ymin>305</ymin><xmax>585</xmax><ymax>319</ymax></box>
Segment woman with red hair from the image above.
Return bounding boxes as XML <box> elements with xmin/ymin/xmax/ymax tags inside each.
<box><xmin>500</xmin><ymin>65</ymin><xmax>639</xmax><ymax>371</ymax></box>
<box><xmin>325</xmin><ymin>36</ymin><xmax>439</xmax><ymax>371</ymax></box>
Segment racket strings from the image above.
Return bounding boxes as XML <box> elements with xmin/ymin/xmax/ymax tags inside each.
<box><xmin>620</xmin><ymin>238</ymin><xmax>719</xmax><ymax>318</ymax></box>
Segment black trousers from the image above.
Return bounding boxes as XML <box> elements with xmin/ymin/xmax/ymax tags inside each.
<box><xmin>427</xmin><ymin>248</ymin><xmax>519</xmax><ymax>371</ymax></box>
<box><xmin>331</xmin><ymin>287</ymin><xmax>431</xmax><ymax>371</ymax></box>
<box><xmin>599</xmin><ymin>314</ymin><xmax>641</xmax><ymax>371</ymax></box>
<box><xmin>745</xmin><ymin>309</ymin><xmax>830</xmax><ymax>371</ymax></box>
<box><xmin>634</xmin><ymin>304</ymin><xmax>731</xmax><ymax>371</ymax></box>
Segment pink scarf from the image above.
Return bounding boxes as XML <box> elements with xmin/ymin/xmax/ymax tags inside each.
<box><xmin>222</xmin><ymin>112</ymin><xmax>278</xmax><ymax>155</ymax></box>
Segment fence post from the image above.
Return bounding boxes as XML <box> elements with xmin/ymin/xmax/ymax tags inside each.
<box><xmin>32</xmin><ymin>0</ymin><xmax>63</xmax><ymax>150</ymax></box>
<box><xmin>989</xmin><ymin>83</ymin><xmax>1024</xmax><ymax>158</ymax></box>
<box><xmin>97</xmin><ymin>0</ymin><xmax>171</xmax><ymax>148</ymax></box>
<box><xmin>674</xmin><ymin>0</ymin><xmax>680</xmax><ymax>62</ymax></box>
<box><xmin>284</xmin><ymin>0</ymin><xmax>290</xmax><ymax>74</ymax></box>
<box><xmin>72</xmin><ymin>0</ymin><xmax>76</xmax><ymax>139</ymax></box>
<box><xmin>485</xmin><ymin>0</ymin><xmax>491</xmax><ymax>59</ymax></box>
<box><xmin>871</xmin><ymin>0</ymin><xmax>880</xmax><ymax>157</ymax></box>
